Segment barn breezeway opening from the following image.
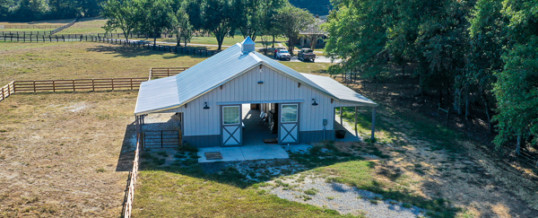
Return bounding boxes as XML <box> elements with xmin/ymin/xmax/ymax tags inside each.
<box><xmin>241</xmin><ymin>103</ymin><xmax>278</xmax><ymax>145</ymax></box>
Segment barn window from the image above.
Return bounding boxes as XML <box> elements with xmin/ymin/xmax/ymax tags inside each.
<box><xmin>223</xmin><ymin>106</ymin><xmax>240</xmax><ymax>125</ymax></box>
<box><xmin>281</xmin><ymin>104</ymin><xmax>298</xmax><ymax>123</ymax></box>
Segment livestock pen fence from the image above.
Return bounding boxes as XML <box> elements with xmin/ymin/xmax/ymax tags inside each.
<box><xmin>0</xmin><ymin>82</ymin><xmax>14</xmax><ymax>103</ymax></box>
<box><xmin>12</xmin><ymin>78</ymin><xmax>148</xmax><ymax>93</ymax></box>
<box><xmin>0</xmin><ymin>67</ymin><xmax>186</xmax><ymax>102</ymax></box>
<box><xmin>0</xmin><ymin>32</ymin><xmax>220</xmax><ymax>57</ymax></box>
<box><xmin>149</xmin><ymin>67</ymin><xmax>188</xmax><ymax>79</ymax></box>
<box><xmin>122</xmin><ymin>132</ymin><xmax>141</xmax><ymax>218</ymax></box>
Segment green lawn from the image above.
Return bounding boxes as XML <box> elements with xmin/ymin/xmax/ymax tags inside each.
<box><xmin>57</xmin><ymin>18</ymin><xmax>113</xmax><ymax>35</ymax></box>
<box><xmin>134</xmin><ymin>169</ymin><xmax>351</xmax><ymax>217</ymax></box>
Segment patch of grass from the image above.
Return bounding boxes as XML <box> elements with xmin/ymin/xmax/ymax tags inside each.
<box><xmin>281</xmin><ymin>62</ymin><xmax>333</xmax><ymax>74</ymax></box>
<box><xmin>57</xmin><ymin>18</ymin><xmax>109</xmax><ymax>35</ymax></box>
<box><xmin>304</xmin><ymin>188</ymin><xmax>318</xmax><ymax>196</ymax></box>
<box><xmin>96</xmin><ymin>167</ymin><xmax>105</xmax><ymax>173</ymax></box>
<box><xmin>133</xmin><ymin>169</ymin><xmax>352</xmax><ymax>217</ymax></box>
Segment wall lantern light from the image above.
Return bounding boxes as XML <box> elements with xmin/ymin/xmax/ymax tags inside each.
<box><xmin>203</xmin><ymin>102</ymin><xmax>210</xmax><ymax>110</ymax></box>
<box><xmin>312</xmin><ymin>98</ymin><xmax>319</xmax><ymax>106</ymax></box>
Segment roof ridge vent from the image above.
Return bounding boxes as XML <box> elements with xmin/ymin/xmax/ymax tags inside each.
<box><xmin>241</xmin><ymin>36</ymin><xmax>255</xmax><ymax>54</ymax></box>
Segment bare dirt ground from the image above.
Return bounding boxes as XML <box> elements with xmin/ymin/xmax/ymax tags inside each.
<box><xmin>0</xmin><ymin>92</ymin><xmax>137</xmax><ymax>217</ymax></box>
<box><xmin>333</xmin><ymin>104</ymin><xmax>538</xmax><ymax>216</ymax></box>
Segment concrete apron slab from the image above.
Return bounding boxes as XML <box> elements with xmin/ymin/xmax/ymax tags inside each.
<box><xmin>198</xmin><ymin>144</ymin><xmax>290</xmax><ymax>163</ymax></box>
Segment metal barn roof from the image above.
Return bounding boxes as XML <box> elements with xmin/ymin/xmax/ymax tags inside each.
<box><xmin>134</xmin><ymin>38</ymin><xmax>376</xmax><ymax>115</ymax></box>
<box><xmin>300</xmin><ymin>73</ymin><xmax>376</xmax><ymax>106</ymax></box>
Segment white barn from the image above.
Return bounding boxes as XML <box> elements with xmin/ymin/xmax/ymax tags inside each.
<box><xmin>134</xmin><ymin>37</ymin><xmax>377</xmax><ymax>148</ymax></box>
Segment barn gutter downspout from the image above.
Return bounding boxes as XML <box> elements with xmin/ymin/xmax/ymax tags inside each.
<box><xmin>371</xmin><ymin>107</ymin><xmax>376</xmax><ymax>142</ymax></box>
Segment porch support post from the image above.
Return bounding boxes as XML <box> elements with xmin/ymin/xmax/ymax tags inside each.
<box><xmin>371</xmin><ymin>107</ymin><xmax>376</xmax><ymax>141</ymax></box>
<box><xmin>339</xmin><ymin>106</ymin><xmax>343</xmax><ymax>125</ymax></box>
<box><xmin>354</xmin><ymin>106</ymin><xmax>358</xmax><ymax>138</ymax></box>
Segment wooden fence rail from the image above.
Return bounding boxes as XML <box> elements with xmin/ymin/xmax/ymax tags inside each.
<box><xmin>13</xmin><ymin>78</ymin><xmax>148</xmax><ymax>93</ymax></box>
<box><xmin>0</xmin><ymin>33</ymin><xmax>221</xmax><ymax>57</ymax></box>
<box><xmin>149</xmin><ymin>67</ymin><xmax>188</xmax><ymax>80</ymax></box>
<box><xmin>0</xmin><ymin>81</ymin><xmax>15</xmax><ymax>102</ymax></box>
<box><xmin>122</xmin><ymin>133</ymin><xmax>141</xmax><ymax>218</ymax></box>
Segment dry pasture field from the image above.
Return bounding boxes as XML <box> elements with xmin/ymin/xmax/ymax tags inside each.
<box><xmin>0</xmin><ymin>92</ymin><xmax>137</xmax><ymax>217</ymax></box>
<box><xmin>0</xmin><ymin>42</ymin><xmax>206</xmax><ymax>217</ymax></box>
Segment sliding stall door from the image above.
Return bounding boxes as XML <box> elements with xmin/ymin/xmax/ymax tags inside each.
<box><xmin>279</xmin><ymin>103</ymin><xmax>299</xmax><ymax>144</ymax></box>
<box><xmin>222</xmin><ymin>105</ymin><xmax>242</xmax><ymax>146</ymax></box>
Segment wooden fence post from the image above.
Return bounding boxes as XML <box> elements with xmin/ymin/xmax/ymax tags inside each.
<box><xmin>130</xmin><ymin>78</ymin><xmax>133</xmax><ymax>90</ymax></box>
<box><xmin>72</xmin><ymin>80</ymin><xmax>75</xmax><ymax>92</ymax></box>
<box><xmin>52</xmin><ymin>80</ymin><xmax>56</xmax><ymax>92</ymax></box>
<box><xmin>33</xmin><ymin>81</ymin><xmax>36</xmax><ymax>93</ymax></box>
<box><xmin>112</xmin><ymin>79</ymin><xmax>115</xmax><ymax>91</ymax></box>
<box><xmin>92</xmin><ymin>79</ymin><xmax>95</xmax><ymax>92</ymax></box>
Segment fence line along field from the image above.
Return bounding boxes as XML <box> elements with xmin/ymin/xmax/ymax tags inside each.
<box><xmin>13</xmin><ymin>78</ymin><xmax>147</xmax><ymax>93</ymax></box>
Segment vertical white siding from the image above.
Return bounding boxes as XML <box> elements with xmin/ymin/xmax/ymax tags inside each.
<box><xmin>170</xmin><ymin>66</ymin><xmax>338</xmax><ymax>136</ymax></box>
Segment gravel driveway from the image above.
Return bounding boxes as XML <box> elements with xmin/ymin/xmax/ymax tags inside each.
<box><xmin>264</xmin><ymin>176</ymin><xmax>426</xmax><ymax>218</ymax></box>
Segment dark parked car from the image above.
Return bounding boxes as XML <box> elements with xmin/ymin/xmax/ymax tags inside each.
<box><xmin>298</xmin><ymin>48</ymin><xmax>316</xmax><ymax>62</ymax></box>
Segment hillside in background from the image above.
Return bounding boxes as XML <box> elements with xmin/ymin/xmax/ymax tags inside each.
<box><xmin>289</xmin><ymin>0</ymin><xmax>332</xmax><ymax>16</ymax></box>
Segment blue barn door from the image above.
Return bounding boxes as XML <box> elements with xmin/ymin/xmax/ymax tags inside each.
<box><xmin>279</xmin><ymin>103</ymin><xmax>299</xmax><ymax>144</ymax></box>
<box><xmin>222</xmin><ymin>105</ymin><xmax>242</xmax><ymax>146</ymax></box>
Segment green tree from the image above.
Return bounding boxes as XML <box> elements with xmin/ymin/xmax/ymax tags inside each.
<box><xmin>199</xmin><ymin>0</ymin><xmax>238</xmax><ymax>50</ymax></box>
<box><xmin>273</xmin><ymin>6</ymin><xmax>314</xmax><ymax>55</ymax></box>
<box><xmin>457</xmin><ymin>0</ymin><xmax>505</xmax><ymax>127</ymax></box>
<box><xmin>0</xmin><ymin>0</ymin><xmax>15</xmax><ymax>19</ymax></box>
<box><xmin>13</xmin><ymin>0</ymin><xmax>48</xmax><ymax>20</ymax></box>
<box><xmin>139</xmin><ymin>0</ymin><xmax>174</xmax><ymax>47</ymax></box>
<box><xmin>170</xmin><ymin>0</ymin><xmax>194</xmax><ymax>47</ymax></box>
<box><xmin>493</xmin><ymin>0</ymin><xmax>538</xmax><ymax>154</ymax></box>
<box><xmin>414</xmin><ymin>0</ymin><xmax>469</xmax><ymax>105</ymax></box>
<box><xmin>324</xmin><ymin>0</ymin><xmax>390</xmax><ymax>79</ymax></box>
<box><xmin>102</xmin><ymin>0</ymin><xmax>140</xmax><ymax>41</ymax></box>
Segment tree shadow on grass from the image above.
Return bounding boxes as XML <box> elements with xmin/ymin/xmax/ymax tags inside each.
<box><xmin>85</xmin><ymin>44</ymin><xmax>209</xmax><ymax>59</ymax></box>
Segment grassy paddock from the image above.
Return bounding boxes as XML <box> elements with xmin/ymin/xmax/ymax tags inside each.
<box><xmin>0</xmin><ymin>92</ymin><xmax>137</xmax><ymax>217</ymax></box>
<box><xmin>0</xmin><ymin>42</ymin><xmax>205</xmax><ymax>84</ymax></box>
<box><xmin>58</xmin><ymin>18</ymin><xmax>112</xmax><ymax>35</ymax></box>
